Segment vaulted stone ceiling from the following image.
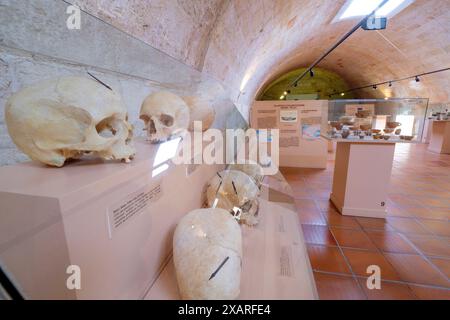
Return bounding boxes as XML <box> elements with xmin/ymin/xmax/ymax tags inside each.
<box><xmin>74</xmin><ymin>0</ymin><xmax>450</xmax><ymax>114</ymax></box>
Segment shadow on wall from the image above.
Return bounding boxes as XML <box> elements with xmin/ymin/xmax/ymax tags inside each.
<box><xmin>258</xmin><ymin>67</ymin><xmax>355</xmax><ymax>101</ymax></box>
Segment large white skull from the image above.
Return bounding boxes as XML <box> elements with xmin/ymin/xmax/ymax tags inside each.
<box><xmin>229</xmin><ymin>162</ymin><xmax>265</xmax><ymax>188</ymax></box>
<box><xmin>5</xmin><ymin>76</ymin><xmax>135</xmax><ymax>167</ymax></box>
<box><xmin>139</xmin><ymin>91</ymin><xmax>189</xmax><ymax>143</ymax></box>
<box><xmin>206</xmin><ymin>170</ymin><xmax>260</xmax><ymax>226</ymax></box>
<box><xmin>173</xmin><ymin>208</ymin><xmax>242</xmax><ymax>300</ymax></box>
<box><xmin>182</xmin><ymin>96</ymin><xmax>215</xmax><ymax>131</ymax></box>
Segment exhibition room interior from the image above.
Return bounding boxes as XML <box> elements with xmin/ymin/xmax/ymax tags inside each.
<box><xmin>0</xmin><ymin>0</ymin><xmax>449</xmax><ymax>301</ymax></box>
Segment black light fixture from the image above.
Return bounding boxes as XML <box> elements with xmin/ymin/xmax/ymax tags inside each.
<box><xmin>389</xmin><ymin>82</ymin><xmax>392</xmax><ymax>87</ymax></box>
<box><xmin>373</xmin><ymin>85</ymin><xmax>377</xmax><ymax>90</ymax></box>
<box><xmin>310</xmin><ymin>69</ymin><xmax>314</xmax><ymax>77</ymax></box>
<box><xmin>287</xmin><ymin>90</ymin><xmax>291</xmax><ymax>94</ymax></box>
<box><xmin>415</xmin><ymin>76</ymin><xmax>420</xmax><ymax>82</ymax></box>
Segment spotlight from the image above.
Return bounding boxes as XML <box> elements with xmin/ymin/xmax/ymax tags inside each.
<box><xmin>310</xmin><ymin>69</ymin><xmax>314</xmax><ymax>77</ymax></box>
<box><xmin>340</xmin><ymin>92</ymin><xmax>345</xmax><ymax>96</ymax></box>
<box><xmin>287</xmin><ymin>90</ymin><xmax>291</xmax><ymax>94</ymax></box>
<box><xmin>415</xmin><ymin>76</ymin><xmax>420</xmax><ymax>82</ymax></box>
<box><xmin>294</xmin><ymin>82</ymin><xmax>298</xmax><ymax>87</ymax></box>
<box><xmin>283</xmin><ymin>91</ymin><xmax>288</xmax><ymax>95</ymax></box>
<box><xmin>389</xmin><ymin>82</ymin><xmax>392</xmax><ymax>87</ymax></box>
<box><xmin>280</xmin><ymin>95</ymin><xmax>285</xmax><ymax>100</ymax></box>
<box><xmin>373</xmin><ymin>85</ymin><xmax>377</xmax><ymax>90</ymax></box>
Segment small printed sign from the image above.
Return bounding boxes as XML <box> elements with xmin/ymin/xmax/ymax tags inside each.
<box><xmin>107</xmin><ymin>183</ymin><xmax>162</xmax><ymax>237</ymax></box>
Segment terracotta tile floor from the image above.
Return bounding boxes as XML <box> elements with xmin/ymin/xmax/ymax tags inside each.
<box><xmin>281</xmin><ymin>143</ymin><xmax>450</xmax><ymax>300</ymax></box>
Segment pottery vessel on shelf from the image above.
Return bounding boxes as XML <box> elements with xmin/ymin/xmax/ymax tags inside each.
<box><xmin>355</xmin><ymin>110</ymin><xmax>371</xmax><ymax>118</ymax></box>
<box><xmin>403</xmin><ymin>135</ymin><xmax>414</xmax><ymax>141</ymax></box>
<box><xmin>360</xmin><ymin>124</ymin><xmax>372</xmax><ymax>131</ymax></box>
<box><xmin>386</xmin><ymin>121</ymin><xmax>402</xmax><ymax>129</ymax></box>
<box><xmin>372</xmin><ymin>129</ymin><xmax>381</xmax><ymax>134</ymax></box>
<box><xmin>339</xmin><ymin>116</ymin><xmax>355</xmax><ymax>125</ymax></box>
<box><xmin>395</xmin><ymin>128</ymin><xmax>402</xmax><ymax>135</ymax></box>
<box><xmin>383</xmin><ymin>135</ymin><xmax>391</xmax><ymax>140</ymax></box>
<box><xmin>373</xmin><ymin>134</ymin><xmax>382</xmax><ymax>140</ymax></box>
<box><xmin>330</xmin><ymin>121</ymin><xmax>343</xmax><ymax>130</ymax></box>
<box><xmin>341</xmin><ymin>130</ymin><xmax>350</xmax><ymax>139</ymax></box>
<box><xmin>384</xmin><ymin>128</ymin><xmax>395</xmax><ymax>134</ymax></box>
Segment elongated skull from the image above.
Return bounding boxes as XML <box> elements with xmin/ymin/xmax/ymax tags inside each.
<box><xmin>229</xmin><ymin>162</ymin><xmax>265</xmax><ymax>188</ymax></box>
<box><xmin>140</xmin><ymin>91</ymin><xmax>189</xmax><ymax>143</ymax></box>
<box><xmin>173</xmin><ymin>208</ymin><xmax>242</xmax><ymax>300</ymax></box>
<box><xmin>5</xmin><ymin>76</ymin><xmax>135</xmax><ymax>167</ymax></box>
<box><xmin>182</xmin><ymin>96</ymin><xmax>215</xmax><ymax>131</ymax></box>
<box><xmin>206</xmin><ymin>170</ymin><xmax>260</xmax><ymax>226</ymax></box>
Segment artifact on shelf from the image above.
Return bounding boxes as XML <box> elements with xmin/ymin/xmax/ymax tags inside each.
<box><xmin>402</xmin><ymin>135</ymin><xmax>414</xmax><ymax>141</ymax></box>
<box><xmin>371</xmin><ymin>129</ymin><xmax>381</xmax><ymax>134</ymax></box>
<box><xmin>5</xmin><ymin>76</ymin><xmax>136</xmax><ymax>167</ymax></box>
<box><xmin>330</xmin><ymin>121</ymin><xmax>343</xmax><ymax>130</ymax></box>
<box><xmin>229</xmin><ymin>161</ymin><xmax>266</xmax><ymax>188</ymax></box>
<box><xmin>173</xmin><ymin>208</ymin><xmax>242</xmax><ymax>300</ymax></box>
<box><xmin>140</xmin><ymin>91</ymin><xmax>190</xmax><ymax>143</ymax></box>
<box><xmin>182</xmin><ymin>96</ymin><xmax>215</xmax><ymax>131</ymax></box>
<box><xmin>360</xmin><ymin>124</ymin><xmax>372</xmax><ymax>131</ymax></box>
<box><xmin>383</xmin><ymin>135</ymin><xmax>391</xmax><ymax>140</ymax></box>
<box><xmin>205</xmin><ymin>170</ymin><xmax>260</xmax><ymax>226</ymax></box>
<box><xmin>386</xmin><ymin>121</ymin><xmax>402</xmax><ymax>129</ymax></box>
<box><xmin>341</xmin><ymin>129</ymin><xmax>350</xmax><ymax>139</ymax></box>
<box><xmin>339</xmin><ymin>116</ymin><xmax>355</xmax><ymax>125</ymax></box>
<box><xmin>373</xmin><ymin>134</ymin><xmax>382</xmax><ymax>140</ymax></box>
<box><xmin>355</xmin><ymin>110</ymin><xmax>371</xmax><ymax>118</ymax></box>
<box><xmin>395</xmin><ymin>128</ymin><xmax>402</xmax><ymax>135</ymax></box>
<box><xmin>383</xmin><ymin>128</ymin><xmax>395</xmax><ymax>134</ymax></box>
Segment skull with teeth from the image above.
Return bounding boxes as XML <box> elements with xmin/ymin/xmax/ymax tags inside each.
<box><xmin>205</xmin><ymin>170</ymin><xmax>260</xmax><ymax>226</ymax></box>
<box><xmin>139</xmin><ymin>91</ymin><xmax>190</xmax><ymax>143</ymax></box>
<box><xmin>5</xmin><ymin>76</ymin><xmax>135</xmax><ymax>167</ymax></box>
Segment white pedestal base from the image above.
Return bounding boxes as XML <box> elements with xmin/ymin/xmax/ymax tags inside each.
<box><xmin>330</xmin><ymin>142</ymin><xmax>396</xmax><ymax>219</ymax></box>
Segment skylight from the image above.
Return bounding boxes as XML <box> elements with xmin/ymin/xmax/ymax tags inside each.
<box><xmin>336</xmin><ymin>0</ymin><xmax>413</xmax><ymax>21</ymax></box>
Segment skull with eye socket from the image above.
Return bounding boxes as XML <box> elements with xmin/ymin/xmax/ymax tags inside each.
<box><xmin>139</xmin><ymin>91</ymin><xmax>190</xmax><ymax>143</ymax></box>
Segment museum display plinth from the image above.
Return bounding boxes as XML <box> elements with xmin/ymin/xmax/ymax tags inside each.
<box><xmin>428</xmin><ymin>120</ymin><xmax>450</xmax><ymax>154</ymax></box>
<box><xmin>145</xmin><ymin>172</ymin><xmax>318</xmax><ymax>300</ymax></box>
<box><xmin>0</xmin><ymin>139</ymin><xmax>221</xmax><ymax>299</ymax></box>
<box><xmin>330</xmin><ymin>140</ymin><xmax>396</xmax><ymax>219</ymax></box>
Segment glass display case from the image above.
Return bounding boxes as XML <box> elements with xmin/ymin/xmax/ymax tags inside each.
<box><xmin>325</xmin><ymin>98</ymin><xmax>429</xmax><ymax>142</ymax></box>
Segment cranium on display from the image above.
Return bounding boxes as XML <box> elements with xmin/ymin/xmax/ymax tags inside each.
<box><xmin>229</xmin><ymin>161</ymin><xmax>266</xmax><ymax>188</ymax></box>
<box><xmin>206</xmin><ymin>170</ymin><xmax>260</xmax><ymax>226</ymax></box>
<box><xmin>182</xmin><ymin>96</ymin><xmax>215</xmax><ymax>131</ymax></box>
<box><xmin>173</xmin><ymin>208</ymin><xmax>242</xmax><ymax>300</ymax></box>
<box><xmin>139</xmin><ymin>91</ymin><xmax>190</xmax><ymax>143</ymax></box>
<box><xmin>5</xmin><ymin>76</ymin><xmax>135</xmax><ymax>167</ymax></box>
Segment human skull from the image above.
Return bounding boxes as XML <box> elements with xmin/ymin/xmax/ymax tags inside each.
<box><xmin>182</xmin><ymin>96</ymin><xmax>215</xmax><ymax>131</ymax></box>
<box><xmin>5</xmin><ymin>76</ymin><xmax>135</xmax><ymax>167</ymax></box>
<box><xmin>205</xmin><ymin>170</ymin><xmax>260</xmax><ymax>226</ymax></box>
<box><xmin>173</xmin><ymin>208</ymin><xmax>242</xmax><ymax>300</ymax></box>
<box><xmin>140</xmin><ymin>91</ymin><xmax>190</xmax><ymax>143</ymax></box>
<box><xmin>229</xmin><ymin>162</ymin><xmax>265</xmax><ymax>188</ymax></box>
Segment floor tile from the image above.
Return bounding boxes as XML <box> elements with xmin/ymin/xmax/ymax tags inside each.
<box><xmin>298</xmin><ymin>210</ymin><xmax>328</xmax><ymax>226</ymax></box>
<box><xmin>342</xmin><ymin>249</ymin><xmax>401</xmax><ymax>280</ymax></box>
<box><xmin>356</xmin><ymin>217</ymin><xmax>394</xmax><ymax>231</ymax></box>
<box><xmin>365</xmin><ymin>230</ymin><xmax>418</xmax><ymax>254</ymax></box>
<box><xmin>384</xmin><ymin>253</ymin><xmax>450</xmax><ymax>287</ymax></box>
<box><xmin>302</xmin><ymin>225</ymin><xmax>336</xmax><ymax>246</ymax></box>
<box><xmin>313</xmin><ymin>272</ymin><xmax>366</xmax><ymax>300</ymax></box>
<box><xmin>331</xmin><ymin>227</ymin><xmax>377</xmax><ymax>250</ymax></box>
<box><xmin>307</xmin><ymin>245</ymin><xmax>351</xmax><ymax>274</ymax></box>
<box><xmin>408</xmin><ymin>285</ymin><xmax>450</xmax><ymax>300</ymax></box>
<box><xmin>418</xmin><ymin>219</ymin><xmax>450</xmax><ymax>237</ymax></box>
<box><xmin>322</xmin><ymin>210</ymin><xmax>361</xmax><ymax>229</ymax></box>
<box><xmin>406</xmin><ymin>235</ymin><xmax>450</xmax><ymax>257</ymax></box>
<box><xmin>358</xmin><ymin>279</ymin><xmax>416</xmax><ymax>300</ymax></box>
<box><xmin>386</xmin><ymin>217</ymin><xmax>430</xmax><ymax>235</ymax></box>
<box><xmin>430</xmin><ymin>258</ymin><xmax>450</xmax><ymax>279</ymax></box>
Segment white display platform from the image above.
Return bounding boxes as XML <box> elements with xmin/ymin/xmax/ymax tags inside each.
<box><xmin>0</xmin><ymin>139</ymin><xmax>221</xmax><ymax>299</ymax></box>
<box><xmin>330</xmin><ymin>141</ymin><xmax>396</xmax><ymax>219</ymax></box>
<box><xmin>428</xmin><ymin>120</ymin><xmax>450</xmax><ymax>154</ymax></box>
<box><xmin>145</xmin><ymin>175</ymin><xmax>318</xmax><ymax>300</ymax></box>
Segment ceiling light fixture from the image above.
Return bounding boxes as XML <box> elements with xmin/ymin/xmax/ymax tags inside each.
<box><xmin>336</xmin><ymin>0</ymin><xmax>413</xmax><ymax>21</ymax></box>
<box><xmin>389</xmin><ymin>82</ymin><xmax>392</xmax><ymax>87</ymax></box>
<box><xmin>415</xmin><ymin>76</ymin><xmax>420</xmax><ymax>82</ymax></box>
<box><xmin>310</xmin><ymin>69</ymin><xmax>314</xmax><ymax>77</ymax></box>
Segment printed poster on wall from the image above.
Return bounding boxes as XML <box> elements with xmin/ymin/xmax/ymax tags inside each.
<box><xmin>301</xmin><ymin>117</ymin><xmax>321</xmax><ymax>140</ymax></box>
<box><xmin>280</xmin><ymin>109</ymin><xmax>298</xmax><ymax>123</ymax></box>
